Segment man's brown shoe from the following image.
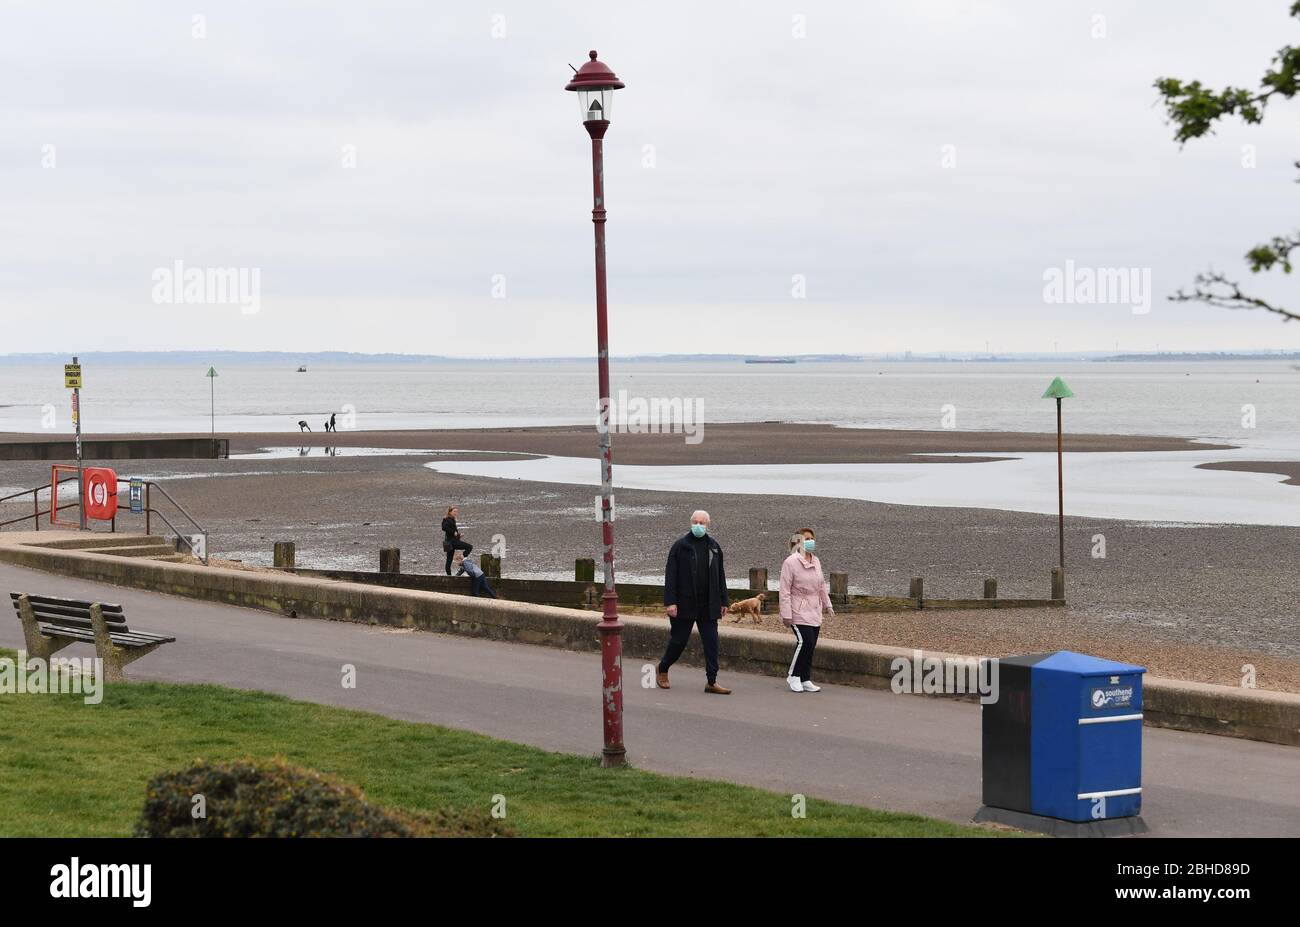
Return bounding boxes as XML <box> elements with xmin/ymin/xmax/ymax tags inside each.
<box><xmin>656</xmin><ymin>671</ymin><xmax>670</xmax><ymax>689</ymax></box>
<box><xmin>704</xmin><ymin>682</ymin><xmax>732</xmax><ymax>695</ymax></box>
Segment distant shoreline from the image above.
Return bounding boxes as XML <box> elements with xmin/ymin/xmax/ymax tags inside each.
<box><xmin>4</xmin><ymin>351</ymin><xmax>1300</xmax><ymax>365</ymax></box>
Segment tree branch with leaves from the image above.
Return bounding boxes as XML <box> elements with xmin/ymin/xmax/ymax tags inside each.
<box><xmin>1156</xmin><ymin>1</ymin><xmax>1300</xmax><ymax>322</ymax></box>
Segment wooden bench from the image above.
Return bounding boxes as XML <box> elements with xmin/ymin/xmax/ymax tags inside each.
<box><xmin>9</xmin><ymin>592</ymin><xmax>176</xmax><ymax>682</ymax></box>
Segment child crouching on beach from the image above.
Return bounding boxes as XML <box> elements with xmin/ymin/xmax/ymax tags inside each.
<box><xmin>452</xmin><ymin>550</ymin><xmax>498</xmax><ymax>598</ymax></box>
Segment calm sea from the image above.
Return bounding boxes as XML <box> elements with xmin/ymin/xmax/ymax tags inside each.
<box><xmin>1</xmin><ymin>360</ymin><xmax>1298</xmax><ymax>448</ymax></box>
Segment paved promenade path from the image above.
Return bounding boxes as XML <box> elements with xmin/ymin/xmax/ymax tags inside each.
<box><xmin>1</xmin><ymin>559</ymin><xmax>1296</xmax><ymax>837</ymax></box>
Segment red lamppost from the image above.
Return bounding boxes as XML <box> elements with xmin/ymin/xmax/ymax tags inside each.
<box><xmin>566</xmin><ymin>50</ymin><xmax>627</xmax><ymax>768</ymax></box>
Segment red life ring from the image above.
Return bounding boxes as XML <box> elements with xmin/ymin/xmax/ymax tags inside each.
<box><xmin>83</xmin><ymin>468</ymin><xmax>118</xmax><ymax>521</ymax></box>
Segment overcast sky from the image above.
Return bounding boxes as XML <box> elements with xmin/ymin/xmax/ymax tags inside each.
<box><xmin>3</xmin><ymin>0</ymin><xmax>1299</xmax><ymax>356</ymax></box>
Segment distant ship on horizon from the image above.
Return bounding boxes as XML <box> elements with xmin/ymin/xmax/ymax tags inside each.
<box><xmin>744</xmin><ymin>357</ymin><xmax>797</xmax><ymax>364</ymax></box>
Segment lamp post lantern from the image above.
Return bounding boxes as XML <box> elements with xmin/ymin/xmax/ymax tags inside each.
<box><xmin>566</xmin><ymin>50</ymin><xmax>627</xmax><ymax>768</ymax></box>
<box><xmin>1042</xmin><ymin>376</ymin><xmax>1075</xmax><ymax>580</ymax></box>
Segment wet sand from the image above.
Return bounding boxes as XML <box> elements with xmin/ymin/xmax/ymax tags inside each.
<box><xmin>1</xmin><ymin>423</ymin><xmax>1235</xmax><ymax>466</ymax></box>
<box><xmin>1199</xmin><ymin>460</ymin><xmax>1300</xmax><ymax>486</ymax></box>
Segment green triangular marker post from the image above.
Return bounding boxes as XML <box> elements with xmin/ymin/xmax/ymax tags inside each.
<box><xmin>1043</xmin><ymin>376</ymin><xmax>1074</xmax><ymax>594</ymax></box>
<box><xmin>1041</xmin><ymin>376</ymin><xmax>1073</xmax><ymax>400</ymax></box>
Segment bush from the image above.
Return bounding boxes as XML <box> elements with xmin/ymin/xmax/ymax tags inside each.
<box><xmin>135</xmin><ymin>758</ymin><xmax>512</xmax><ymax>837</ymax></box>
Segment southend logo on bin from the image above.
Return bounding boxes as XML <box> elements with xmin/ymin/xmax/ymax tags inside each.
<box><xmin>1090</xmin><ymin>684</ymin><xmax>1134</xmax><ymax>710</ymax></box>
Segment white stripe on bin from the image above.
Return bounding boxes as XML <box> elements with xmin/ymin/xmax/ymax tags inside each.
<box><xmin>1077</xmin><ymin>713</ymin><xmax>1143</xmax><ymax>725</ymax></box>
<box><xmin>1077</xmin><ymin>787</ymin><xmax>1142</xmax><ymax>800</ymax></box>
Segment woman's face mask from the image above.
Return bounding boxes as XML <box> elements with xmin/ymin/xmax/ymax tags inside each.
<box><xmin>690</xmin><ymin>523</ymin><xmax>707</xmax><ymax>538</ymax></box>
<box><xmin>802</xmin><ymin>538</ymin><xmax>816</xmax><ymax>552</ymax></box>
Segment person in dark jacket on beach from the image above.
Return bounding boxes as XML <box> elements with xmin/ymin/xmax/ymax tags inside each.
<box><xmin>441</xmin><ymin>506</ymin><xmax>472</xmax><ymax>575</ymax></box>
<box><xmin>656</xmin><ymin>510</ymin><xmax>731</xmax><ymax>694</ymax></box>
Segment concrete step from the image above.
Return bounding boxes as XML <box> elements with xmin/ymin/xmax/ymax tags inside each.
<box><xmin>35</xmin><ymin>535</ymin><xmax>168</xmax><ymax>551</ymax></box>
<box><xmin>91</xmin><ymin>543</ymin><xmax>178</xmax><ymax>559</ymax></box>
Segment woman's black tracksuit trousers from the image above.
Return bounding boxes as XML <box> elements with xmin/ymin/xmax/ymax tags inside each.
<box><xmin>788</xmin><ymin>623</ymin><xmax>819</xmax><ymax>682</ymax></box>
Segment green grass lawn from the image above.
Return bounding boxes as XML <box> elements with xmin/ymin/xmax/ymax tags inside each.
<box><xmin>0</xmin><ymin>649</ymin><xmax>998</xmax><ymax>837</ymax></box>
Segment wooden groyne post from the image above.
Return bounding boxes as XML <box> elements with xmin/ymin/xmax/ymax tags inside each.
<box><xmin>273</xmin><ymin>541</ymin><xmax>296</xmax><ymax>570</ymax></box>
<box><xmin>748</xmin><ymin>568</ymin><xmax>768</xmax><ymax>612</ymax></box>
<box><xmin>1051</xmin><ymin>567</ymin><xmax>1065</xmax><ymax>601</ymax></box>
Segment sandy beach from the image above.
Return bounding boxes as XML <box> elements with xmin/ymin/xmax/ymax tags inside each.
<box><xmin>1198</xmin><ymin>460</ymin><xmax>1300</xmax><ymax>486</ymax></box>
<box><xmin>2</xmin><ymin>424</ymin><xmax>1294</xmax><ymax>692</ymax></box>
<box><xmin>2</xmin><ymin>423</ymin><xmax>1235</xmax><ymax>464</ymax></box>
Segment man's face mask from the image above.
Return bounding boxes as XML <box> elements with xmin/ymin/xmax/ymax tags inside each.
<box><xmin>690</xmin><ymin>523</ymin><xmax>707</xmax><ymax>538</ymax></box>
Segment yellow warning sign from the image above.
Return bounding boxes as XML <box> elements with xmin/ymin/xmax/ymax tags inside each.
<box><xmin>64</xmin><ymin>364</ymin><xmax>82</xmax><ymax>389</ymax></box>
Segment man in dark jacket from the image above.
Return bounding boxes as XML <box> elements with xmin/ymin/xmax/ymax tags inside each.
<box><xmin>657</xmin><ymin>510</ymin><xmax>731</xmax><ymax>694</ymax></box>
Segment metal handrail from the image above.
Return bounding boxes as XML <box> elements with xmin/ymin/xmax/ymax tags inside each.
<box><xmin>0</xmin><ymin>475</ymin><xmax>210</xmax><ymax>565</ymax></box>
<box><xmin>142</xmin><ymin>480</ymin><xmax>205</xmax><ymax>538</ymax></box>
<box><xmin>0</xmin><ymin>486</ymin><xmax>38</xmax><ymax>505</ymax></box>
<box><xmin>0</xmin><ymin>501</ymin><xmax>78</xmax><ymax>529</ymax></box>
<box><xmin>133</xmin><ymin>481</ymin><xmax>209</xmax><ymax>564</ymax></box>
<box><xmin>0</xmin><ymin>477</ymin><xmax>80</xmax><ymax>531</ymax></box>
<box><xmin>0</xmin><ymin>476</ymin><xmax>78</xmax><ymax>504</ymax></box>
<box><xmin>147</xmin><ymin>508</ymin><xmax>207</xmax><ymax>563</ymax></box>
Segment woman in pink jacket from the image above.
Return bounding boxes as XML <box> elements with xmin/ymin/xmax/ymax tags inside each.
<box><xmin>779</xmin><ymin>527</ymin><xmax>834</xmax><ymax>692</ymax></box>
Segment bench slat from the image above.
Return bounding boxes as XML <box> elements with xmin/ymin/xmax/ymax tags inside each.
<box><xmin>22</xmin><ymin>611</ymin><xmax>128</xmax><ymax>632</ymax></box>
<box><xmin>118</xmin><ymin>630</ymin><xmax>175</xmax><ymax>643</ymax></box>
<box><xmin>11</xmin><ymin>599</ymin><xmax>126</xmax><ymax>625</ymax></box>
<box><xmin>36</xmin><ymin>625</ymin><xmax>96</xmax><ymax>643</ymax></box>
<box><xmin>11</xmin><ymin>596</ymin><xmax>125</xmax><ymax>615</ymax></box>
<box><xmin>10</xmin><ymin>591</ymin><xmax>125</xmax><ymax>614</ymax></box>
<box><xmin>36</xmin><ymin>623</ymin><xmax>176</xmax><ymax>648</ymax></box>
<box><xmin>20</xmin><ymin>599</ymin><xmax>125</xmax><ymax>617</ymax></box>
<box><xmin>24</xmin><ymin>613</ymin><xmax>124</xmax><ymax>632</ymax></box>
<box><xmin>12</xmin><ymin>593</ymin><xmax>129</xmax><ymax>630</ymax></box>
<box><xmin>12</xmin><ymin>602</ymin><xmax>126</xmax><ymax>622</ymax></box>
<box><xmin>102</xmin><ymin>630</ymin><xmax>175</xmax><ymax>645</ymax></box>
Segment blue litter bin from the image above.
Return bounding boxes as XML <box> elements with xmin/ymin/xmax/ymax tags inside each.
<box><xmin>976</xmin><ymin>650</ymin><xmax>1147</xmax><ymax>836</ymax></box>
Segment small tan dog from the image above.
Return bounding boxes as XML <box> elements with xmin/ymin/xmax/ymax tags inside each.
<box><xmin>727</xmin><ymin>592</ymin><xmax>766</xmax><ymax>623</ymax></box>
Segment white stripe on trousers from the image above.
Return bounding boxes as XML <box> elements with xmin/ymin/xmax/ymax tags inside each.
<box><xmin>788</xmin><ymin>624</ymin><xmax>804</xmax><ymax>678</ymax></box>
